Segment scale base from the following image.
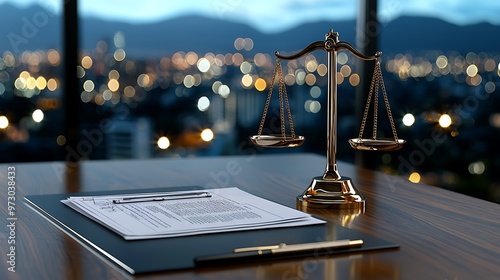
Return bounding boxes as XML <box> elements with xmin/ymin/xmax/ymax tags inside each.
<box><xmin>297</xmin><ymin>176</ymin><xmax>366</xmax><ymax>211</ymax></box>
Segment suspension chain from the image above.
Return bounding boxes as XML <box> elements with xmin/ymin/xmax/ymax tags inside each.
<box><xmin>358</xmin><ymin>60</ymin><xmax>378</xmax><ymax>139</ymax></box>
<box><xmin>373</xmin><ymin>62</ymin><xmax>379</xmax><ymax>139</ymax></box>
<box><xmin>280</xmin><ymin>63</ymin><xmax>296</xmax><ymax>139</ymax></box>
<box><xmin>257</xmin><ymin>59</ymin><xmax>280</xmax><ymax>136</ymax></box>
<box><xmin>377</xmin><ymin>61</ymin><xmax>399</xmax><ymax>141</ymax></box>
<box><xmin>257</xmin><ymin>58</ymin><xmax>296</xmax><ymax>139</ymax></box>
<box><xmin>277</xmin><ymin>61</ymin><xmax>286</xmax><ymax>138</ymax></box>
<box><xmin>358</xmin><ymin>60</ymin><xmax>399</xmax><ymax>141</ymax></box>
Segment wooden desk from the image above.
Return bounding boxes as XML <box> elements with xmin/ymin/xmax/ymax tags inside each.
<box><xmin>1</xmin><ymin>154</ymin><xmax>499</xmax><ymax>279</ymax></box>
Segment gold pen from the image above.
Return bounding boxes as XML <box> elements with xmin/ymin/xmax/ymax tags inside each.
<box><xmin>195</xmin><ymin>239</ymin><xmax>363</xmax><ymax>265</ymax></box>
<box><xmin>234</xmin><ymin>239</ymin><xmax>363</xmax><ymax>254</ymax></box>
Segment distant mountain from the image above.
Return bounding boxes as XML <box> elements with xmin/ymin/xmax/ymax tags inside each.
<box><xmin>79</xmin><ymin>15</ymin><xmax>354</xmax><ymax>58</ymax></box>
<box><xmin>1</xmin><ymin>3</ymin><xmax>499</xmax><ymax>58</ymax></box>
<box><xmin>380</xmin><ymin>16</ymin><xmax>500</xmax><ymax>55</ymax></box>
<box><xmin>0</xmin><ymin>3</ymin><xmax>62</xmax><ymax>53</ymax></box>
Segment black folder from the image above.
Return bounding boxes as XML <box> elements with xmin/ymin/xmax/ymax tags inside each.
<box><xmin>24</xmin><ymin>187</ymin><xmax>398</xmax><ymax>274</ymax></box>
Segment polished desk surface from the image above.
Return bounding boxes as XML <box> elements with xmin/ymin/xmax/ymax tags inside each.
<box><xmin>1</xmin><ymin>153</ymin><xmax>499</xmax><ymax>279</ymax></box>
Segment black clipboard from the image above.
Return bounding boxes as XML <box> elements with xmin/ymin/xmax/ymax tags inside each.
<box><xmin>24</xmin><ymin>187</ymin><xmax>398</xmax><ymax>274</ymax></box>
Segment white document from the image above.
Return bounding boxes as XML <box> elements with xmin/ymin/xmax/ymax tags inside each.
<box><xmin>61</xmin><ymin>187</ymin><xmax>325</xmax><ymax>240</ymax></box>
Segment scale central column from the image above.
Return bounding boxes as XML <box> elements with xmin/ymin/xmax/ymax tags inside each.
<box><xmin>324</xmin><ymin>33</ymin><xmax>341</xmax><ymax>180</ymax></box>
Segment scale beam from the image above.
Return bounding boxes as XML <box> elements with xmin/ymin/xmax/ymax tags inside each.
<box><xmin>275</xmin><ymin>32</ymin><xmax>381</xmax><ymax>61</ymax></box>
<box><xmin>275</xmin><ymin>41</ymin><xmax>324</xmax><ymax>60</ymax></box>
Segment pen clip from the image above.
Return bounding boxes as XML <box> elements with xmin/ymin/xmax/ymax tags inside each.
<box><xmin>234</xmin><ymin>243</ymin><xmax>286</xmax><ymax>253</ymax></box>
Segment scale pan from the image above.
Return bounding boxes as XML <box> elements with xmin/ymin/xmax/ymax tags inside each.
<box><xmin>349</xmin><ymin>138</ymin><xmax>405</xmax><ymax>151</ymax></box>
<box><xmin>250</xmin><ymin>135</ymin><xmax>305</xmax><ymax>148</ymax></box>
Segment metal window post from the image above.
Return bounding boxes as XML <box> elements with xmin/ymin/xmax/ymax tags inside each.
<box><xmin>63</xmin><ymin>0</ymin><xmax>80</xmax><ymax>161</ymax></box>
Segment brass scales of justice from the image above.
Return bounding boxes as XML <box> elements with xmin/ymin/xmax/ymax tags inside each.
<box><xmin>250</xmin><ymin>29</ymin><xmax>405</xmax><ymax>211</ymax></box>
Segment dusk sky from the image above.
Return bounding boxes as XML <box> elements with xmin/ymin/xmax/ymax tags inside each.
<box><xmin>2</xmin><ymin>0</ymin><xmax>500</xmax><ymax>33</ymax></box>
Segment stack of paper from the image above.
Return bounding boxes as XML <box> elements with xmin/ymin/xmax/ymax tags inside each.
<box><xmin>62</xmin><ymin>187</ymin><xmax>325</xmax><ymax>240</ymax></box>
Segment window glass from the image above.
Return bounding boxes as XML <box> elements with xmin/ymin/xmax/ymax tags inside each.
<box><xmin>0</xmin><ymin>1</ymin><xmax>63</xmax><ymax>162</ymax></box>
<box><xmin>378</xmin><ymin>0</ymin><xmax>500</xmax><ymax>203</ymax></box>
<box><xmin>1</xmin><ymin>1</ymin><xmax>498</xmax><ymax>203</ymax></box>
<box><xmin>77</xmin><ymin>0</ymin><xmax>357</xmax><ymax>160</ymax></box>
